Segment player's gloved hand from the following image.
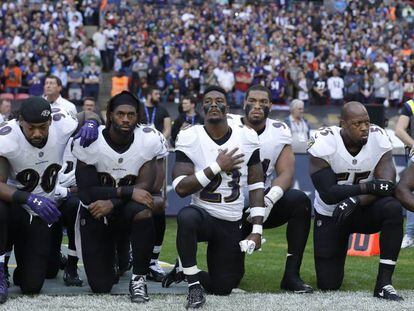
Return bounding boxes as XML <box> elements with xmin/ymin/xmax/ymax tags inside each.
<box><xmin>54</xmin><ymin>184</ymin><xmax>69</xmax><ymax>201</ymax></box>
<box><xmin>74</xmin><ymin>119</ymin><xmax>99</xmax><ymax>147</ymax></box>
<box><xmin>216</xmin><ymin>147</ymin><xmax>244</xmax><ymax>171</ymax></box>
<box><xmin>26</xmin><ymin>194</ymin><xmax>61</xmax><ymax>224</ymax></box>
<box><xmin>332</xmin><ymin>196</ymin><xmax>360</xmax><ymax>226</ymax></box>
<box><xmin>364</xmin><ymin>179</ymin><xmax>395</xmax><ymax>196</ymax></box>
<box><xmin>57</xmin><ymin>162</ymin><xmax>76</xmax><ymax>188</ymax></box>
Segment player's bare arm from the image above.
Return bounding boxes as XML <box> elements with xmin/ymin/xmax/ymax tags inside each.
<box><xmin>272</xmin><ymin>145</ymin><xmax>295</xmax><ymax>191</ymax></box>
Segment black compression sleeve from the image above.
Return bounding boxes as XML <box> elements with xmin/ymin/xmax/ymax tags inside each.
<box><xmin>311</xmin><ymin>167</ymin><xmax>364</xmax><ymax>204</ymax></box>
<box><xmin>247</xmin><ymin>149</ymin><xmax>261</xmax><ymax>166</ymax></box>
<box><xmin>76</xmin><ymin>162</ymin><xmax>117</xmax><ymax>205</ymax></box>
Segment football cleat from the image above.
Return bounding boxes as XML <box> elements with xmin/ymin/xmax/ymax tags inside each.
<box><xmin>147</xmin><ymin>261</ymin><xmax>166</xmax><ymax>282</ymax></box>
<box><xmin>186</xmin><ymin>284</ymin><xmax>205</xmax><ymax>309</ymax></box>
<box><xmin>374</xmin><ymin>284</ymin><xmax>403</xmax><ymax>301</ymax></box>
<box><xmin>280</xmin><ymin>275</ymin><xmax>313</xmax><ymax>294</ymax></box>
<box><xmin>401</xmin><ymin>234</ymin><xmax>414</xmax><ymax>249</ymax></box>
<box><xmin>129</xmin><ymin>276</ymin><xmax>149</xmax><ymax>303</ymax></box>
<box><xmin>0</xmin><ymin>264</ymin><xmax>8</xmax><ymax>304</ymax></box>
<box><xmin>63</xmin><ymin>269</ymin><xmax>83</xmax><ymax>287</ymax></box>
<box><xmin>162</xmin><ymin>260</ymin><xmax>186</xmax><ymax>288</ymax></box>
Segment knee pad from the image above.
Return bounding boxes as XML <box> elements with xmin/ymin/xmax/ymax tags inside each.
<box><xmin>209</xmin><ymin>275</ymin><xmax>241</xmax><ymax>296</ymax></box>
<box><xmin>90</xmin><ymin>280</ymin><xmax>113</xmax><ymax>293</ymax></box>
<box><xmin>20</xmin><ymin>281</ymin><xmax>43</xmax><ymax>295</ymax></box>
<box><xmin>381</xmin><ymin>198</ymin><xmax>403</xmax><ymax>224</ymax></box>
<box><xmin>177</xmin><ymin>207</ymin><xmax>202</xmax><ymax>230</ymax></box>
<box><xmin>133</xmin><ymin>209</ymin><xmax>153</xmax><ymax>222</ymax></box>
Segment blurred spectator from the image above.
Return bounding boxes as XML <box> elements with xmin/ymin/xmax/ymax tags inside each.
<box><xmin>360</xmin><ymin>72</ymin><xmax>374</xmax><ymax>104</ymax></box>
<box><xmin>344</xmin><ymin>68</ymin><xmax>361</xmax><ymax>102</ymax></box>
<box><xmin>84</xmin><ymin>60</ymin><xmax>101</xmax><ymax>100</ymax></box>
<box><xmin>111</xmin><ymin>71</ymin><xmax>129</xmax><ymax>97</ymax></box>
<box><xmin>27</xmin><ymin>64</ymin><xmax>45</xmax><ymax>96</ymax></box>
<box><xmin>388</xmin><ymin>73</ymin><xmax>403</xmax><ymax>107</ymax></box>
<box><xmin>297</xmin><ymin>71</ymin><xmax>309</xmax><ymax>107</ymax></box>
<box><xmin>143</xmin><ymin>88</ymin><xmax>171</xmax><ymax>140</ymax></box>
<box><xmin>92</xmin><ymin>27</ymin><xmax>107</xmax><ymax>71</ymax></box>
<box><xmin>52</xmin><ymin>62</ymin><xmax>68</xmax><ymax>95</ymax></box>
<box><xmin>215</xmin><ymin>63</ymin><xmax>235</xmax><ymax>106</ymax></box>
<box><xmin>373</xmin><ymin>69</ymin><xmax>389</xmax><ymax>105</ymax></box>
<box><xmin>312</xmin><ymin>70</ymin><xmax>328</xmax><ymax>105</ymax></box>
<box><xmin>268</xmin><ymin>70</ymin><xmax>285</xmax><ymax>105</ymax></box>
<box><xmin>171</xmin><ymin>96</ymin><xmax>204</xmax><ymax>144</ymax></box>
<box><xmin>67</xmin><ymin>62</ymin><xmax>83</xmax><ymax>103</ymax></box>
<box><xmin>327</xmin><ymin>68</ymin><xmax>344</xmax><ymax>105</ymax></box>
<box><xmin>43</xmin><ymin>75</ymin><xmax>77</xmax><ymax>115</ymax></box>
<box><xmin>4</xmin><ymin>60</ymin><xmax>22</xmax><ymax>94</ymax></box>
<box><xmin>82</xmin><ymin>97</ymin><xmax>105</xmax><ymax>123</ymax></box>
<box><xmin>234</xmin><ymin>65</ymin><xmax>252</xmax><ymax>107</ymax></box>
<box><xmin>285</xmin><ymin>99</ymin><xmax>310</xmax><ymax>152</ymax></box>
<box><xmin>0</xmin><ymin>99</ymin><xmax>12</xmax><ymax>123</ymax></box>
<box><xmin>403</xmin><ymin>74</ymin><xmax>414</xmax><ymax>103</ymax></box>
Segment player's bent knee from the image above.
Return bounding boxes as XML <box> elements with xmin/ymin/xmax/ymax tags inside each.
<box><xmin>317</xmin><ymin>279</ymin><xmax>342</xmax><ymax>291</ymax></box>
<box><xmin>133</xmin><ymin>208</ymin><xmax>152</xmax><ymax>222</ymax></box>
<box><xmin>20</xmin><ymin>282</ymin><xmax>43</xmax><ymax>295</ymax></box>
<box><xmin>177</xmin><ymin>207</ymin><xmax>201</xmax><ymax>229</ymax></box>
<box><xmin>381</xmin><ymin>198</ymin><xmax>403</xmax><ymax>223</ymax></box>
<box><xmin>89</xmin><ymin>279</ymin><xmax>113</xmax><ymax>293</ymax></box>
<box><xmin>209</xmin><ymin>275</ymin><xmax>241</xmax><ymax>296</ymax></box>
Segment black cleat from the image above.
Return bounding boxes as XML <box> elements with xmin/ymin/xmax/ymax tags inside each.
<box><xmin>59</xmin><ymin>252</ymin><xmax>68</xmax><ymax>270</ymax></box>
<box><xmin>129</xmin><ymin>276</ymin><xmax>149</xmax><ymax>303</ymax></box>
<box><xmin>0</xmin><ymin>265</ymin><xmax>8</xmax><ymax>304</ymax></box>
<box><xmin>147</xmin><ymin>261</ymin><xmax>166</xmax><ymax>282</ymax></box>
<box><xmin>186</xmin><ymin>284</ymin><xmax>205</xmax><ymax>309</ymax></box>
<box><xmin>280</xmin><ymin>275</ymin><xmax>313</xmax><ymax>294</ymax></box>
<box><xmin>162</xmin><ymin>260</ymin><xmax>186</xmax><ymax>288</ymax></box>
<box><xmin>63</xmin><ymin>269</ymin><xmax>83</xmax><ymax>287</ymax></box>
<box><xmin>374</xmin><ymin>284</ymin><xmax>403</xmax><ymax>301</ymax></box>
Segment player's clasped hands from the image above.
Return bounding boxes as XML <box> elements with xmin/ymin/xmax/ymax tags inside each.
<box><xmin>216</xmin><ymin>147</ymin><xmax>244</xmax><ymax>171</ymax></box>
<box><xmin>132</xmin><ymin>188</ymin><xmax>154</xmax><ymax>209</ymax></box>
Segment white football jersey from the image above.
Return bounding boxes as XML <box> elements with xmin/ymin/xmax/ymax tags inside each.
<box><xmin>72</xmin><ymin>125</ymin><xmax>166</xmax><ymax>187</ymax></box>
<box><xmin>227</xmin><ymin>114</ymin><xmax>292</xmax><ymax>197</ymax></box>
<box><xmin>307</xmin><ymin>125</ymin><xmax>392</xmax><ymax>216</ymax></box>
<box><xmin>0</xmin><ymin>108</ymin><xmax>77</xmax><ymax>215</ymax></box>
<box><xmin>175</xmin><ymin>123</ymin><xmax>260</xmax><ymax>221</ymax></box>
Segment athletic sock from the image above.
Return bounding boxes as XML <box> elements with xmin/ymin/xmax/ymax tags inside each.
<box><xmin>66</xmin><ymin>255</ymin><xmax>78</xmax><ymax>275</ymax></box>
<box><xmin>377</xmin><ymin>260</ymin><xmax>396</xmax><ymax>287</ymax></box>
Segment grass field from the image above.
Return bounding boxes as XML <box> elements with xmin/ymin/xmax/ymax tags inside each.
<box><xmin>159</xmin><ymin>218</ymin><xmax>414</xmax><ymax>293</ymax></box>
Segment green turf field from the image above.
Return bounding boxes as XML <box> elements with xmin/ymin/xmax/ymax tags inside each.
<box><xmin>159</xmin><ymin>218</ymin><xmax>414</xmax><ymax>293</ymax></box>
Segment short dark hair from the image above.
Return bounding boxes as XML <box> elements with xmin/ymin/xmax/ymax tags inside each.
<box><xmin>106</xmin><ymin>91</ymin><xmax>142</xmax><ymax>127</ymax></box>
<box><xmin>245</xmin><ymin>85</ymin><xmax>271</xmax><ymax>101</ymax></box>
<box><xmin>203</xmin><ymin>85</ymin><xmax>226</xmax><ymax>98</ymax></box>
<box><xmin>45</xmin><ymin>75</ymin><xmax>62</xmax><ymax>87</ymax></box>
<box><xmin>83</xmin><ymin>97</ymin><xmax>96</xmax><ymax>104</ymax></box>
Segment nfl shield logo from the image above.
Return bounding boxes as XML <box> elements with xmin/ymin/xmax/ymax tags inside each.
<box><xmin>39</xmin><ymin>152</ymin><xmax>44</xmax><ymax>157</ymax></box>
<box><xmin>80</xmin><ymin>219</ymin><xmax>86</xmax><ymax>226</ymax></box>
<box><xmin>118</xmin><ymin>158</ymin><xmax>123</xmax><ymax>164</ymax></box>
<box><xmin>352</xmin><ymin>159</ymin><xmax>357</xmax><ymax>165</ymax></box>
<box><xmin>317</xmin><ymin>220</ymin><xmax>322</xmax><ymax>227</ymax></box>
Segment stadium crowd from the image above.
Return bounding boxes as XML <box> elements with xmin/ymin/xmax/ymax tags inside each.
<box><xmin>1</xmin><ymin>1</ymin><xmax>414</xmax><ymax>109</ymax></box>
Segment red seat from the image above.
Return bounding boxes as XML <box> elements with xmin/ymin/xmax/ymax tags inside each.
<box><xmin>0</xmin><ymin>93</ymin><xmax>14</xmax><ymax>100</ymax></box>
<box><xmin>15</xmin><ymin>93</ymin><xmax>30</xmax><ymax>100</ymax></box>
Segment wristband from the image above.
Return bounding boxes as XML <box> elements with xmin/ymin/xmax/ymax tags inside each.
<box><xmin>209</xmin><ymin>162</ymin><xmax>222</xmax><ymax>175</ymax></box>
<box><xmin>252</xmin><ymin>224</ymin><xmax>263</xmax><ymax>235</ymax></box>
<box><xmin>12</xmin><ymin>190</ymin><xmax>30</xmax><ymax>204</ymax></box>
<box><xmin>249</xmin><ymin>207</ymin><xmax>265</xmax><ymax>218</ymax></box>
<box><xmin>265</xmin><ymin>186</ymin><xmax>284</xmax><ymax>204</ymax></box>
<box><xmin>120</xmin><ymin>186</ymin><xmax>134</xmax><ymax>200</ymax></box>
<box><xmin>172</xmin><ymin>175</ymin><xmax>187</xmax><ymax>191</ymax></box>
<box><xmin>248</xmin><ymin>182</ymin><xmax>264</xmax><ymax>191</ymax></box>
<box><xmin>195</xmin><ymin>170</ymin><xmax>211</xmax><ymax>187</ymax></box>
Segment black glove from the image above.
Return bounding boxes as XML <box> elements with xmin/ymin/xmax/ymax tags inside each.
<box><xmin>332</xmin><ymin>196</ymin><xmax>360</xmax><ymax>226</ymax></box>
<box><xmin>365</xmin><ymin>179</ymin><xmax>395</xmax><ymax>196</ymax></box>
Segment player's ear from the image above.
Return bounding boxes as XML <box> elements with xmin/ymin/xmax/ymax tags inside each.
<box><xmin>339</xmin><ymin>119</ymin><xmax>345</xmax><ymax>128</ymax></box>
